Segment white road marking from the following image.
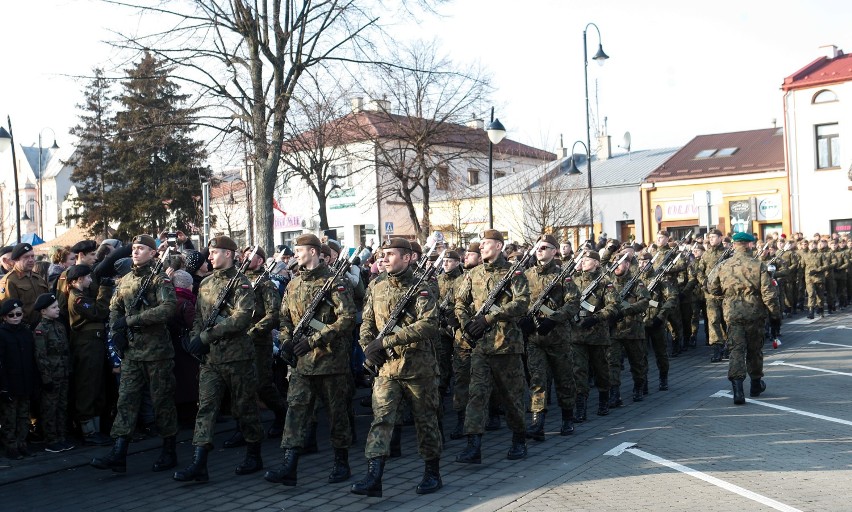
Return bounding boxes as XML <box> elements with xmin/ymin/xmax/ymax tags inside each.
<box><xmin>712</xmin><ymin>390</ymin><xmax>852</xmax><ymax>427</ymax></box>
<box><xmin>768</xmin><ymin>360</ymin><xmax>852</xmax><ymax>377</ymax></box>
<box><xmin>786</xmin><ymin>317</ymin><xmax>819</xmax><ymax>325</ymax></box>
<box><xmin>809</xmin><ymin>340</ymin><xmax>852</xmax><ymax>348</ymax></box>
<box><xmin>605</xmin><ymin>442</ymin><xmax>802</xmax><ymax>512</ymax></box>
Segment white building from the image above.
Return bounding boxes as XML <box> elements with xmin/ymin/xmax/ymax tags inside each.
<box><xmin>782</xmin><ymin>44</ymin><xmax>852</xmax><ymax>236</ymax></box>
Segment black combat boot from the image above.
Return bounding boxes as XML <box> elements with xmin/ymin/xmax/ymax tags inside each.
<box><xmin>732</xmin><ymin>379</ymin><xmax>746</xmax><ymax>404</ymax></box>
<box><xmin>328</xmin><ymin>448</ymin><xmax>351</xmax><ymax>483</ymax></box>
<box><xmin>90</xmin><ymin>436</ymin><xmax>130</xmax><ymax>473</ymax></box>
<box><xmin>450</xmin><ymin>411</ymin><xmax>465</xmax><ymax>440</ymax></box>
<box><xmin>659</xmin><ymin>373</ymin><xmax>669</xmax><ymax>391</ymax></box>
<box><xmin>235</xmin><ymin>441</ymin><xmax>263</xmax><ymax>475</ymax></box>
<box><xmin>750</xmin><ymin>378</ymin><xmax>766</xmax><ymax>397</ymax></box>
<box><xmin>608</xmin><ymin>385</ymin><xmax>623</xmax><ymax>408</ymax></box>
<box><xmin>596</xmin><ymin>391</ymin><xmax>610</xmax><ymax>416</ymax></box>
<box><xmin>818</xmin><ymin>307</ymin><xmax>825</xmax><ymax>318</ymax></box>
<box><xmin>560</xmin><ymin>409</ymin><xmax>574</xmax><ymax>436</ymax></box>
<box><xmin>416</xmin><ymin>458</ymin><xmax>442</xmax><ymax>495</ymax></box>
<box><xmin>264</xmin><ymin>447</ymin><xmax>299</xmax><ymax>486</ymax></box>
<box><xmin>173</xmin><ymin>445</ymin><xmax>209</xmax><ymax>483</ymax></box>
<box><xmin>351</xmin><ymin>456</ymin><xmax>385</xmax><ymax>497</ymax></box>
<box><xmin>574</xmin><ymin>394</ymin><xmax>588</xmax><ymax>423</ymax></box>
<box><xmin>389</xmin><ymin>425</ymin><xmax>402</xmax><ymax>457</ymax></box>
<box><xmin>455</xmin><ymin>434</ymin><xmax>482</xmax><ymax>464</ymax></box>
<box><xmin>807</xmin><ymin>307</ymin><xmax>815</xmax><ymax>319</ymax></box>
<box><xmin>525</xmin><ymin>411</ymin><xmax>546</xmax><ymax>442</ymax></box>
<box><xmin>632</xmin><ymin>382</ymin><xmax>644</xmax><ymax>402</ymax></box>
<box><xmin>507</xmin><ymin>432</ymin><xmax>527</xmax><ymax>460</ymax></box>
<box><xmin>223</xmin><ymin>425</ymin><xmax>246</xmax><ymax>449</ymax></box>
<box><xmin>152</xmin><ymin>435</ymin><xmax>177</xmax><ymax>472</ymax></box>
<box><xmin>302</xmin><ymin>422</ymin><xmax>318</xmax><ymax>454</ymax></box>
<box><xmin>711</xmin><ymin>344</ymin><xmax>722</xmax><ymax>363</ymax></box>
<box><xmin>267</xmin><ymin>407</ymin><xmax>286</xmax><ymax>438</ymax></box>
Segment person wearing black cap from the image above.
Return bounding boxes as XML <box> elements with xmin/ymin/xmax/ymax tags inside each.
<box><xmin>0</xmin><ymin>246</ymin><xmax>15</xmax><ymax>275</ymax></box>
<box><xmin>0</xmin><ymin>298</ymin><xmax>39</xmax><ymax>459</ymax></box>
<box><xmin>0</xmin><ymin>243</ymin><xmax>50</xmax><ymax>328</ymax></box>
<box><xmin>175</xmin><ymin>235</ymin><xmax>261</xmax><ymax>483</ymax></box>
<box><xmin>696</xmin><ymin>228</ymin><xmax>729</xmax><ymax>362</ymax></box>
<box><xmin>33</xmin><ymin>293</ymin><xmax>74</xmax><ymax>452</ymax></box>
<box><xmin>92</xmin><ymin>234</ymin><xmax>179</xmax><ymax>472</ymax></box>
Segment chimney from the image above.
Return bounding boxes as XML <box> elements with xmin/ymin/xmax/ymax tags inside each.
<box><xmin>365</xmin><ymin>97</ymin><xmax>391</xmax><ymax>112</ymax></box>
<box><xmin>466</xmin><ymin>118</ymin><xmax>484</xmax><ymax>130</ymax></box>
<box><xmin>596</xmin><ymin>135</ymin><xmax>612</xmax><ymax>161</ymax></box>
<box><xmin>820</xmin><ymin>44</ymin><xmax>841</xmax><ymax>59</ymax></box>
<box><xmin>350</xmin><ymin>97</ymin><xmax>363</xmax><ymax>113</ymax></box>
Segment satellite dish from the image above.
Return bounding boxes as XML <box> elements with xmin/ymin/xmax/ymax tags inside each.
<box><xmin>620</xmin><ymin>131</ymin><xmax>632</xmax><ymax>152</ymax></box>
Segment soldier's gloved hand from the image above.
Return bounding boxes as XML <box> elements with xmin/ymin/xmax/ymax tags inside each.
<box><xmin>464</xmin><ymin>315</ymin><xmax>489</xmax><ymax>339</ymax></box>
<box><xmin>185</xmin><ymin>335</ymin><xmax>210</xmax><ymax>356</ymax></box>
<box><xmin>41</xmin><ymin>381</ymin><xmax>54</xmax><ymax>393</ymax></box>
<box><xmin>364</xmin><ymin>338</ymin><xmax>387</xmax><ymax>367</ymax></box>
<box><xmin>112</xmin><ymin>330</ymin><xmax>129</xmax><ymax>352</ymax></box>
<box><xmin>536</xmin><ymin>317</ymin><xmax>558</xmax><ymax>336</ymax></box>
<box><xmin>113</xmin><ymin>316</ymin><xmax>128</xmax><ymax>331</ymax></box>
<box><xmin>517</xmin><ymin>315</ymin><xmax>535</xmax><ymax>335</ymax></box>
<box><xmin>612</xmin><ymin>309</ymin><xmax>626</xmax><ymax>323</ymax></box>
<box><xmin>651</xmin><ymin>316</ymin><xmax>663</xmax><ymax>329</ymax></box>
<box><xmin>580</xmin><ymin>315</ymin><xmax>599</xmax><ymax>329</ymax></box>
<box><xmin>446</xmin><ymin>314</ymin><xmax>461</xmax><ymax>330</ymax></box>
<box><xmin>293</xmin><ymin>335</ymin><xmax>312</xmax><ymax>357</ymax></box>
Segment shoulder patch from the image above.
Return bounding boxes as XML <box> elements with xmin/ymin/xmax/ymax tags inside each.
<box><xmin>241</xmin><ymin>284</ymin><xmax>250</xmax><ymax>289</ymax></box>
<box><xmin>564</xmin><ymin>277</ymin><xmax>572</xmax><ymax>282</ymax></box>
<box><xmin>337</xmin><ymin>285</ymin><xmax>345</xmax><ymax>292</ymax></box>
<box><xmin>75</xmin><ymin>297</ymin><xmax>83</xmax><ymax>305</ymax></box>
<box><xmin>419</xmin><ymin>290</ymin><xmax>429</xmax><ymax>297</ymax></box>
<box><xmin>35</xmin><ymin>329</ymin><xmax>43</xmax><ymax>335</ymax></box>
<box><xmin>163</xmin><ymin>278</ymin><xmax>171</xmax><ymax>283</ymax></box>
<box><xmin>637</xmin><ymin>281</ymin><xmax>645</xmax><ymax>287</ymax></box>
<box><xmin>606</xmin><ymin>283</ymin><xmax>614</xmax><ymax>288</ymax></box>
<box><xmin>513</xmin><ymin>270</ymin><xmax>523</xmax><ymax>276</ymax></box>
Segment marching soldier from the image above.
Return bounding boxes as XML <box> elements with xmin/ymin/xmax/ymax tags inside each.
<box><xmin>436</xmin><ymin>250</ymin><xmax>465</xmax><ymax>438</ymax></box>
<box><xmin>780</xmin><ymin>238</ymin><xmax>801</xmax><ymax>315</ymax></box>
<box><xmin>92</xmin><ymin>235</ymin><xmax>178</xmax><ymax>473</ymax></box>
<box><xmin>696</xmin><ymin>229</ymin><xmax>728</xmax><ymax>362</ymax></box>
<box><xmin>450</xmin><ymin>242</ymin><xmax>482</xmax><ymax>440</ymax></box>
<box><xmin>609</xmin><ymin>251</ymin><xmax>650</xmax><ymax>404</ymax></box>
<box><xmin>454</xmin><ymin>230</ymin><xmax>530</xmax><ymax>464</ymax></box>
<box><xmin>801</xmin><ymin>240</ymin><xmax>829</xmax><ymax>318</ymax></box>
<box><xmin>264</xmin><ymin>234</ymin><xmax>355</xmax><ymax>487</ymax></box>
<box><xmin>175</xmin><ymin>236</ymin><xmax>261</xmax><ymax>483</ymax></box>
<box><xmin>652</xmin><ymin>231</ymin><xmax>687</xmax><ymax>356</ymax></box>
<box><xmin>640</xmin><ymin>252</ymin><xmax>678</xmax><ymax>393</ymax></box>
<box><xmin>351</xmin><ymin>237</ymin><xmax>442</xmax><ymax>497</ymax></box>
<box><xmin>829</xmin><ymin>239</ymin><xmax>848</xmax><ymax>309</ymax></box>
<box><xmin>707</xmin><ymin>232</ymin><xmax>780</xmax><ymax>404</ymax></box>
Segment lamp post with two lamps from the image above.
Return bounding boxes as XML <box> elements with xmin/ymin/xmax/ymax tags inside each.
<box><xmin>485</xmin><ymin>107</ymin><xmax>507</xmax><ymax>230</ymax></box>
<box><xmin>0</xmin><ymin>116</ymin><xmax>23</xmax><ymax>243</ymax></box>
<box><xmin>580</xmin><ymin>22</ymin><xmax>609</xmax><ymax>240</ymax></box>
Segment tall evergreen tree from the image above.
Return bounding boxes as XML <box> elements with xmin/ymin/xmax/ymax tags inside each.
<box><xmin>112</xmin><ymin>52</ymin><xmax>209</xmax><ymax>239</ymax></box>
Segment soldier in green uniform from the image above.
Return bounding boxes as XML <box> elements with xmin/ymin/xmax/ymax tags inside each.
<box><xmin>641</xmin><ymin>252</ymin><xmax>678</xmax><ymax>393</ymax></box>
<box><xmin>696</xmin><ymin>229</ymin><xmax>728</xmax><ymax>362</ymax></box>
<box><xmin>450</xmin><ymin>242</ymin><xmax>481</xmax><ymax>440</ymax></box>
<box><xmin>820</xmin><ymin>238</ymin><xmax>838</xmax><ymax>313</ymax></box>
<box><xmin>0</xmin><ymin>243</ymin><xmax>49</xmax><ymax>327</ymax></box>
<box><xmin>651</xmin><ymin>232</ymin><xmax>686</xmax><ymax>356</ymax></box>
<box><xmin>707</xmin><ymin>232</ymin><xmax>780</xmax><ymax>404</ymax></box>
<box><xmin>801</xmin><ymin>240</ymin><xmax>829</xmax><ymax>318</ymax></box>
<box><xmin>351</xmin><ymin>237</ymin><xmax>442</xmax><ymax>497</ymax></box>
<box><xmin>33</xmin><ymin>293</ymin><xmax>73</xmax><ymax>453</ymax></box>
<box><xmin>91</xmin><ymin>234</ymin><xmax>179</xmax><ymax>473</ymax></box>
<box><xmin>454</xmin><ymin>230</ymin><xmax>530</xmax><ymax>464</ymax></box>
<box><xmin>780</xmin><ymin>238</ymin><xmax>800</xmax><ymax>315</ymax></box>
<box><xmin>174</xmin><ymin>236</ymin><xmax>261</xmax><ymax>483</ymax></box>
<box><xmin>264</xmin><ymin>234</ymin><xmax>355</xmax><ymax>487</ymax></box>
<box><xmin>521</xmin><ymin>235</ymin><xmax>579</xmax><ymax>441</ymax></box>
<box><xmin>436</xmin><ymin>250</ymin><xmax>465</xmax><ymax>438</ymax></box>
<box><xmin>843</xmin><ymin>237</ymin><xmax>852</xmax><ymax>308</ymax></box>
<box><xmin>609</xmin><ymin>251</ymin><xmax>650</xmax><ymax>404</ymax></box>
<box><xmin>829</xmin><ymin>239</ymin><xmax>848</xmax><ymax>309</ymax></box>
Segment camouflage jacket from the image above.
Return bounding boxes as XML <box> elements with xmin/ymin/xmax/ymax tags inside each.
<box><xmin>643</xmin><ymin>270</ymin><xmax>678</xmax><ymax>326</ymax></box>
<box><xmin>246</xmin><ymin>269</ymin><xmax>281</xmax><ymax>344</ymax></box>
<box><xmin>109</xmin><ymin>260</ymin><xmax>176</xmax><ymax>361</ymax></box>
<box><xmin>361</xmin><ymin>265</ymin><xmax>438</xmax><ymax>379</ymax></box>
<box><xmin>437</xmin><ymin>266</ymin><xmax>464</xmax><ymax>314</ymax></box>
<box><xmin>192</xmin><ymin>265</ymin><xmax>255</xmax><ymax>364</ymax></box>
<box><xmin>762</xmin><ymin>253</ymin><xmax>789</xmax><ymax>280</ymax></box>
<box><xmin>70</xmin><ymin>285</ymin><xmax>112</xmax><ymax>332</ymax></box>
<box><xmin>571</xmin><ymin>268</ymin><xmax>619</xmax><ymax>345</ymax></box>
<box><xmin>800</xmin><ymin>250</ymin><xmax>829</xmax><ymax>282</ymax></box>
<box><xmin>779</xmin><ymin>248</ymin><xmax>798</xmax><ymax>274</ymax></box>
<box><xmin>33</xmin><ymin>317</ymin><xmax>69</xmax><ymax>382</ymax></box>
<box><xmin>832</xmin><ymin>248</ymin><xmax>849</xmax><ymax>276</ymax></box>
<box><xmin>708</xmin><ymin>248</ymin><xmax>780</xmax><ymax>324</ymax></box>
<box><xmin>455</xmin><ymin>253</ymin><xmax>530</xmax><ymax>355</ymax></box>
<box><xmin>524</xmin><ymin>259</ymin><xmax>580</xmax><ymax>345</ymax></box>
<box><xmin>610</xmin><ymin>271</ymin><xmax>650</xmax><ymax>339</ymax></box>
<box><xmin>696</xmin><ymin>243</ymin><xmax>727</xmax><ymax>292</ymax></box>
<box><xmin>653</xmin><ymin>244</ymin><xmax>687</xmax><ymax>287</ymax></box>
<box><xmin>821</xmin><ymin>248</ymin><xmax>837</xmax><ymax>279</ymax></box>
<box><xmin>0</xmin><ymin>269</ymin><xmax>49</xmax><ymax>328</ymax></box>
<box><xmin>280</xmin><ymin>262</ymin><xmax>355</xmax><ymax>375</ymax></box>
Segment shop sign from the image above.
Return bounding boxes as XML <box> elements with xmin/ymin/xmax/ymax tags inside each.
<box><xmin>756</xmin><ymin>195</ymin><xmax>782</xmax><ymax>221</ymax></box>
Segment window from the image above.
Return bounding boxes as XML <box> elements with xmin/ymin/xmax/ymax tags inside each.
<box><xmin>694</xmin><ymin>149</ymin><xmax>717</xmax><ymax>159</ymax></box>
<box><xmin>468</xmin><ymin>168</ymin><xmax>480</xmax><ymax>185</ymax></box>
<box><xmin>813</xmin><ymin>90</ymin><xmax>838</xmax><ymax>104</ymax></box>
<box><xmin>816</xmin><ymin>123</ymin><xmax>840</xmax><ymax>169</ymax></box>
<box><xmin>436</xmin><ymin>166</ymin><xmax>449</xmax><ymax>190</ymax></box>
<box><xmin>495</xmin><ymin>170</ymin><xmax>506</xmax><ymax>179</ymax></box>
<box><xmin>715</xmin><ymin>147</ymin><xmax>738</xmax><ymax>157</ymax></box>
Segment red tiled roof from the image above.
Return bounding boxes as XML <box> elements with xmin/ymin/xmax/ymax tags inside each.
<box><xmin>283</xmin><ymin>110</ymin><xmax>555</xmax><ymax>161</ymax></box>
<box><xmin>782</xmin><ymin>51</ymin><xmax>852</xmax><ymax>91</ymax></box>
<box><xmin>645</xmin><ymin>128</ymin><xmax>784</xmax><ymax>183</ymax></box>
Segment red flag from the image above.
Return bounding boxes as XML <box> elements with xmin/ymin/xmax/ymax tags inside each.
<box><xmin>272</xmin><ymin>198</ymin><xmax>287</xmax><ymax>215</ymax></box>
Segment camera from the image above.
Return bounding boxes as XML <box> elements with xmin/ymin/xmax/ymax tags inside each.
<box><xmin>166</xmin><ymin>232</ymin><xmax>178</xmax><ymax>248</ymax></box>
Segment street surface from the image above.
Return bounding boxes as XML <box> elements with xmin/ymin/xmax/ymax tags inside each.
<box><xmin>2</xmin><ymin>310</ymin><xmax>851</xmax><ymax>511</ymax></box>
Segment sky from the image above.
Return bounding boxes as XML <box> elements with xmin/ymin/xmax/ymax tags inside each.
<box><xmin>1</xmin><ymin>0</ymin><xmax>850</xmax><ymax>164</ymax></box>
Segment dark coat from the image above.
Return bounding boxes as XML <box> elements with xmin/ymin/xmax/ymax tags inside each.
<box><xmin>0</xmin><ymin>322</ymin><xmax>38</xmax><ymax>397</ymax></box>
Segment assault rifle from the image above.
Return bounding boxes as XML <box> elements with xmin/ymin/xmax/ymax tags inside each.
<box><xmin>619</xmin><ymin>261</ymin><xmax>647</xmax><ymax>302</ymax></box>
<box><xmin>279</xmin><ymin>247</ymin><xmax>360</xmax><ymax>367</ymax></box>
<box><xmin>646</xmin><ymin>245</ymin><xmax>690</xmax><ymax>295</ymax></box>
<box><xmin>461</xmin><ymin>242</ymin><xmax>539</xmax><ymax>349</ymax></box>
<box><xmin>412</xmin><ymin>245</ymin><xmax>437</xmax><ymax>279</ymax></box>
<box><xmin>577</xmin><ymin>251</ymin><xmax>630</xmax><ymax>314</ymax></box>
<box><xmin>203</xmin><ymin>246</ymin><xmax>258</xmax><ymax>332</ymax></box>
<box><xmin>528</xmin><ymin>249</ymin><xmax>585</xmax><ymax>320</ymax></box>
<box><xmin>130</xmin><ymin>247</ymin><xmax>171</xmax><ymax>310</ymax></box>
<box><xmin>766</xmin><ymin>242</ymin><xmax>792</xmax><ymax>267</ymax></box>
<box><xmin>252</xmin><ymin>259</ymin><xmax>278</xmax><ymax>290</ymax></box>
<box><xmin>364</xmin><ymin>250</ymin><xmax>447</xmax><ymax>377</ymax></box>
<box><xmin>753</xmin><ymin>241</ymin><xmax>771</xmax><ymax>260</ymax></box>
<box><xmin>706</xmin><ymin>245</ymin><xmax>734</xmax><ymax>283</ymax></box>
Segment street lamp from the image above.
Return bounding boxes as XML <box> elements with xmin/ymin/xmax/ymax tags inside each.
<box><xmin>38</xmin><ymin>127</ymin><xmax>59</xmax><ymax>238</ymax></box>
<box><xmin>227</xmin><ymin>176</ymin><xmax>253</xmax><ymax>246</ymax></box>
<box><xmin>565</xmin><ymin>140</ymin><xmax>592</xmax><ymax>238</ymax></box>
<box><xmin>582</xmin><ymin>22</ymin><xmax>609</xmax><ymax>240</ymax></box>
<box><xmin>0</xmin><ymin>116</ymin><xmax>23</xmax><ymax>243</ymax></box>
<box><xmin>485</xmin><ymin>107</ymin><xmax>507</xmax><ymax>229</ymax></box>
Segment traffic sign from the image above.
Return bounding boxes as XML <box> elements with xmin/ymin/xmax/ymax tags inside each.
<box><xmin>384</xmin><ymin>221</ymin><xmax>394</xmax><ymax>234</ymax></box>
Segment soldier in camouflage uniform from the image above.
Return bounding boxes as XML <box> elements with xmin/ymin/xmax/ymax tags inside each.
<box><xmin>33</xmin><ymin>293</ymin><xmax>73</xmax><ymax>453</ymax></box>
<box><xmin>609</xmin><ymin>252</ymin><xmax>650</xmax><ymax>405</ymax></box>
<box><xmin>223</xmin><ymin>246</ymin><xmax>286</xmax><ymax>449</ymax></box>
<box><xmin>174</xmin><ymin>236</ymin><xmax>261</xmax><ymax>483</ymax></box>
<box><xmin>708</xmin><ymin>232</ymin><xmax>780</xmax><ymax>404</ymax></box>
<box><xmin>780</xmin><ymin>239</ymin><xmax>800</xmax><ymax>315</ymax></box>
<box><xmin>820</xmin><ymin>239</ymin><xmax>838</xmax><ymax>313</ymax></box>
<box><xmin>449</xmin><ymin>242</ymin><xmax>482</xmax><ymax>441</ymax></box>
<box><xmin>520</xmin><ymin>235</ymin><xmax>579</xmax><ymax>441</ymax></box>
<box><xmin>696</xmin><ymin>229</ymin><xmax>729</xmax><ymax>362</ymax></box>
<box><xmin>436</xmin><ymin>250</ymin><xmax>465</xmax><ymax>439</ymax></box>
<box><xmin>91</xmin><ymin>235</ymin><xmax>178</xmax><ymax>473</ymax></box>
<box><xmin>351</xmin><ymin>237</ymin><xmax>442</xmax><ymax>497</ymax></box>
<box><xmin>454</xmin><ymin>230</ymin><xmax>530</xmax><ymax>465</ymax></box>
<box><xmin>801</xmin><ymin>240</ymin><xmax>829</xmax><ymax>318</ymax></box>
<box><xmin>652</xmin><ymin>232</ymin><xmax>687</xmax><ymax>356</ymax></box>
<box><xmin>640</xmin><ymin>252</ymin><xmax>678</xmax><ymax>393</ymax></box>
<box><xmin>844</xmin><ymin>237</ymin><xmax>852</xmax><ymax>308</ymax></box>
<box><xmin>264</xmin><ymin>234</ymin><xmax>355</xmax><ymax>487</ymax></box>
<box><xmin>829</xmin><ymin>239</ymin><xmax>848</xmax><ymax>309</ymax></box>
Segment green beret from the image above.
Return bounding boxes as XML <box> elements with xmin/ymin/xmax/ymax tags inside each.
<box><xmin>445</xmin><ymin>250</ymin><xmax>461</xmax><ymax>260</ymax></box>
<box><xmin>410</xmin><ymin>241</ymin><xmax>422</xmax><ymax>255</ymax></box>
<box><xmin>467</xmin><ymin>242</ymin><xmax>480</xmax><ymax>254</ymax></box>
<box><xmin>208</xmin><ymin>236</ymin><xmax>238</xmax><ymax>252</ymax></box>
<box><xmin>131</xmin><ymin>235</ymin><xmax>158</xmax><ymax>250</ymax></box>
<box><xmin>320</xmin><ymin>244</ymin><xmax>332</xmax><ymax>258</ymax></box>
<box><xmin>243</xmin><ymin>246</ymin><xmax>266</xmax><ymax>261</ymax></box>
<box><xmin>537</xmin><ymin>234</ymin><xmax>558</xmax><ymax>248</ymax></box>
<box><xmin>732</xmin><ymin>232</ymin><xmax>756</xmax><ymax>243</ymax></box>
<box><xmin>481</xmin><ymin>229</ymin><xmax>504</xmax><ymax>243</ymax></box>
<box><xmin>294</xmin><ymin>234</ymin><xmax>322</xmax><ymax>249</ymax></box>
<box><xmin>382</xmin><ymin>237</ymin><xmax>412</xmax><ymax>251</ymax></box>
<box><xmin>326</xmin><ymin>239</ymin><xmax>341</xmax><ymax>254</ymax></box>
<box><xmin>585</xmin><ymin>250</ymin><xmax>601</xmax><ymax>261</ymax></box>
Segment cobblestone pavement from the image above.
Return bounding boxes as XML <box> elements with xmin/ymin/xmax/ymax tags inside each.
<box><xmin>3</xmin><ymin>310</ymin><xmax>851</xmax><ymax>511</ymax></box>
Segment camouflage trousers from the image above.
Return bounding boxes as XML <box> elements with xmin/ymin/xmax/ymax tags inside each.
<box><xmin>704</xmin><ymin>296</ymin><xmax>727</xmax><ymax>345</ymax></box>
<box><xmin>281</xmin><ymin>372</ymin><xmax>351</xmax><ymax>450</ymax></box>
<box><xmin>827</xmin><ymin>274</ymin><xmax>837</xmax><ymax>306</ymax></box>
<box><xmin>40</xmin><ymin>378</ymin><xmax>68</xmax><ymax>443</ymax></box>
<box><xmin>785</xmin><ymin>278</ymin><xmax>799</xmax><ymax>311</ymax></box>
<box><xmin>111</xmin><ymin>359</ymin><xmax>178</xmax><ymax>439</ymax></box>
<box><xmin>71</xmin><ymin>335</ymin><xmax>105</xmax><ymax>420</ymax></box>
<box><xmin>693</xmin><ymin>299</ymin><xmax>706</xmax><ymax>342</ymax></box>
<box><xmin>679</xmin><ymin>300</ymin><xmax>695</xmax><ymax>341</ymax></box>
<box><xmin>0</xmin><ymin>396</ymin><xmax>29</xmax><ymax>446</ymax></box>
<box><xmin>452</xmin><ymin>347</ymin><xmax>472</xmax><ymax>412</ymax></box>
<box><xmin>193</xmin><ymin>359</ymin><xmax>262</xmax><ymax>447</ymax></box>
<box><xmin>727</xmin><ymin>322</ymin><xmax>764</xmax><ymax>381</ymax></box>
<box><xmin>805</xmin><ymin>278</ymin><xmax>826</xmax><ymax>308</ymax></box>
<box><xmin>253</xmin><ymin>340</ymin><xmax>286</xmax><ymax>414</ymax></box>
<box><xmin>667</xmin><ymin>296</ymin><xmax>683</xmax><ymax>342</ymax></box>
<box><xmin>836</xmin><ymin>277</ymin><xmax>847</xmax><ymax>305</ymax></box>
<box><xmin>464</xmin><ymin>352</ymin><xmax>526</xmax><ymax>435</ymax></box>
<box><xmin>609</xmin><ymin>338</ymin><xmax>647</xmax><ymax>389</ymax></box>
<box><xmin>527</xmin><ymin>338</ymin><xmax>576</xmax><ymax>413</ymax></box>
<box><xmin>365</xmin><ymin>374</ymin><xmax>441</xmax><ymax>461</ymax></box>
<box><xmin>436</xmin><ymin>333</ymin><xmax>454</xmax><ymax>395</ymax></box>
<box><xmin>644</xmin><ymin>323</ymin><xmax>670</xmax><ymax>376</ymax></box>
<box><xmin>571</xmin><ymin>343</ymin><xmax>610</xmax><ymax>396</ymax></box>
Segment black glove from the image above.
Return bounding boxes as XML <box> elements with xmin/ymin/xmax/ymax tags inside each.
<box><xmin>184</xmin><ymin>335</ymin><xmax>209</xmax><ymax>356</ymax></box>
<box><xmin>364</xmin><ymin>338</ymin><xmax>387</xmax><ymax>367</ymax></box>
<box><xmin>293</xmin><ymin>336</ymin><xmax>312</xmax><ymax>357</ymax></box>
<box><xmin>651</xmin><ymin>316</ymin><xmax>663</xmax><ymax>329</ymax></box>
<box><xmin>464</xmin><ymin>316</ymin><xmax>489</xmax><ymax>340</ymax></box>
<box><xmin>517</xmin><ymin>315</ymin><xmax>535</xmax><ymax>335</ymax></box>
<box><xmin>580</xmin><ymin>316</ymin><xmax>599</xmax><ymax>329</ymax></box>
<box><xmin>612</xmin><ymin>309</ymin><xmax>625</xmax><ymax>323</ymax></box>
<box><xmin>280</xmin><ymin>339</ymin><xmax>295</xmax><ymax>357</ymax></box>
<box><xmin>770</xmin><ymin>317</ymin><xmax>781</xmax><ymax>332</ymax></box>
<box><xmin>536</xmin><ymin>317</ymin><xmax>558</xmax><ymax>336</ymax></box>
<box><xmin>113</xmin><ymin>316</ymin><xmax>128</xmax><ymax>331</ymax></box>
<box><xmin>100</xmin><ymin>277</ymin><xmax>115</xmax><ymax>288</ymax></box>
<box><xmin>112</xmin><ymin>330</ymin><xmax>129</xmax><ymax>352</ymax></box>
<box><xmin>446</xmin><ymin>315</ymin><xmax>461</xmax><ymax>330</ymax></box>
<box><xmin>41</xmin><ymin>382</ymin><xmax>54</xmax><ymax>393</ymax></box>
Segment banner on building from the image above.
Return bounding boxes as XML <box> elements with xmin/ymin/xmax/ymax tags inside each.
<box><xmin>729</xmin><ymin>199</ymin><xmax>754</xmax><ymax>234</ymax></box>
